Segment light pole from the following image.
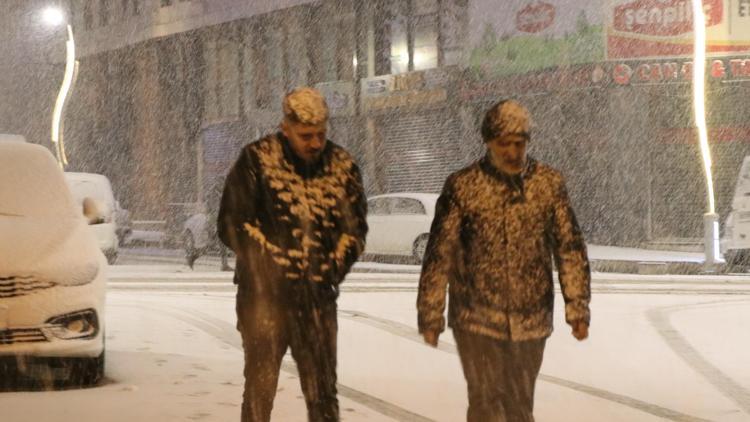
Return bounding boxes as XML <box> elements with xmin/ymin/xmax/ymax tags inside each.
<box><xmin>42</xmin><ymin>6</ymin><xmax>77</xmax><ymax>169</ymax></box>
<box><xmin>691</xmin><ymin>0</ymin><xmax>721</xmax><ymax>266</ymax></box>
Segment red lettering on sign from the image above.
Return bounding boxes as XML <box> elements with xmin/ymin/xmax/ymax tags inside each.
<box><xmin>711</xmin><ymin>60</ymin><xmax>726</xmax><ymax>78</ymax></box>
<box><xmin>516</xmin><ymin>2</ymin><xmax>555</xmax><ymax>33</ymax></box>
<box><xmin>614</xmin><ymin>64</ymin><xmax>633</xmax><ymax>85</ymax></box>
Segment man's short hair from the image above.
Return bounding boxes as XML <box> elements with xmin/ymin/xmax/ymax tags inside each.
<box><xmin>481</xmin><ymin>99</ymin><xmax>531</xmax><ymax>142</ymax></box>
<box><xmin>282</xmin><ymin>87</ymin><xmax>329</xmax><ymax>125</ymax></box>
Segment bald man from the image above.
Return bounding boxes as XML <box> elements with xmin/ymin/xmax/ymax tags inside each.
<box><xmin>218</xmin><ymin>87</ymin><xmax>368</xmax><ymax>422</ymax></box>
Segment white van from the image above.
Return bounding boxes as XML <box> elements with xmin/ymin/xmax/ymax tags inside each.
<box><xmin>721</xmin><ymin>156</ymin><xmax>750</xmax><ymax>268</ymax></box>
<box><xmin>64</xmin><ymin>173</ymin><xmax>119</xmax><ymax>264</ymax></box>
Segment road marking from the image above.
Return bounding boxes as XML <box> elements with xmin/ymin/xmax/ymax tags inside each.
<box><xmin>114</xmin><ymin>303</ymin><xmax>434</xmax><ymax>422</ymax></box>
<box><xmin>338</xmin><ymin>309</ymin><xmax>711</xmax><ymax>422</ymax></box>
<box><xmin>647</xmin><ymin>299</ymin><xmax>750</xmax><ymax>416</ymax></box>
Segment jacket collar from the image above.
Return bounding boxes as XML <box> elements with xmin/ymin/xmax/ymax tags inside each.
<box><xmin>479</xmin><ymin>154</ymin><xmax>537</xmax><ymax>193</ymax></box>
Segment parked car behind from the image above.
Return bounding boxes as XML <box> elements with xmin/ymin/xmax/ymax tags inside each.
<box><xmin>114</xmin><ymin>200</ymin><xmax>132</xmax><ymax>246</ymax></box>
<box><xmin>364</xmin><ymin>193</ymin><xmax>439</xmax><ymax>263</ymax></box>
<box><xmin>64</xmin><ymin>172</ymin><xmax>119</xmax><ymax>264</ymax></box>
<box><xmin>722</xmin><ymin>155</ymin><xmax>750</xmax><ymax>269</ymax></box>
<box><xmin>0</xmin><ymin>141</ymin><xmax>107</xmax><ymax>387</ymax></box>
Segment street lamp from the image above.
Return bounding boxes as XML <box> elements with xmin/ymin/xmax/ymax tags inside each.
<box><xmin>42</xmin><ymin>6</ymin><xmax>77</xmax><ymax>169</ymax></box>
<box><xmin>691</xmin><ymin>0</ymin><xmax>721</xmax><ymax>266</ymax></box>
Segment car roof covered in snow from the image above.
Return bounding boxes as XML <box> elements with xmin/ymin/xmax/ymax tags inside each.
<box><xmin>0</xmin><ymin>142</ymin><xmax>78</xmax><ymax>218</ymax></box>
<box><xmin>0</xmin><ymin>134</ymin><xmax>26</xmax><ymax>143</ymax></box>
<box><xmin>368</xmin><ymin>193</ymin><xmax>440</xmax><ymax>214</ymax></box>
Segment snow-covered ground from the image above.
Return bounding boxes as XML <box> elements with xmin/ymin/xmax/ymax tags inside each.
<box><xmin>116</xmin><ymin>243</ymin><xmax>712</xmax><ymax>274</ymax></box>
<box><xmin>2</xmin><ymin>272</ymin><xmax>749</xmax><ymax>421</ymax></box>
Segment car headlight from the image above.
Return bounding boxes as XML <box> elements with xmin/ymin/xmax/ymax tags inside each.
<box><xmin>45</xmin><ymin>309</ymin><xmax>99</xmax><ymax>340</ymax></box>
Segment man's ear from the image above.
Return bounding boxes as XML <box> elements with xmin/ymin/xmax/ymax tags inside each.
<box><xmin>280</xmin><ymin>119</ymin><xmax>289</xmax><ymax>138</ymax></box>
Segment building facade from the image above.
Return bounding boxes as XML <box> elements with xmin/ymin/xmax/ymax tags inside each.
<box><xmin>35</xmin><ymin>0</ymin><xmax>750</xmax><ymax>246</ymax></box>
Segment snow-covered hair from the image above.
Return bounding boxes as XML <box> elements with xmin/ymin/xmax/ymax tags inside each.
<box><xmin>481</xmin><ymin>99</ymin><xmax>530</xmax><ymax>141</ymax></box>
<box><xmin>282</xmin><ymin>87</ymin><xmax>329</xmax><ymax>125</ymax></box>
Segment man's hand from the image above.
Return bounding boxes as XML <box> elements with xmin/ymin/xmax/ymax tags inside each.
<box><xmin>572</xmin><ymin>321</ymin><xmax>589</xmax><ymax>341</ymax></box>
<box><xmin>422</xmin><ymin>330</ymin><xmax>439</xmax><ymax>347</ymax></box>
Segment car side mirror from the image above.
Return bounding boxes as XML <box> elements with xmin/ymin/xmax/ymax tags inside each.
<box><xmin>82</xmin><ymin>197</ymin><xmax>109</xmax><ymax>225</ymax></box>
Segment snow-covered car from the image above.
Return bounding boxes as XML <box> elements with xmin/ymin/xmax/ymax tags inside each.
<box><xmin>364</xmin><ymin>193</ymin><xmax>439</xmax><ymax>262</ymax></box>
<box><xmin>114</xmin><ymin>200</ymin><xmax>132</xmax><ymax>246</ymax></box>
<box><xmin>182</xmin><ymin>203</ymin><xmax>213</xmax><ymax>256</ymax></box>
<box><xmin>0</xmin><ymin>142</ymin><xmax>106</xmax><ymax>386</ymax></box>
<box><xmin>722</xmin><ymin>155</ymin><xmax>750</xmax><ymax>268</ymax></box>
<box><xmin>64</xmin><ymin>172</ymin><xmax>119</xmax><ymax>264</ymax></box>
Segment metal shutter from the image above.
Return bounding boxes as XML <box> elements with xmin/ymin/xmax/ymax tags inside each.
<box><xmin>378</xmin><ymin>110</ymin><xmax>461</xmax><ymax>193</ymax></box>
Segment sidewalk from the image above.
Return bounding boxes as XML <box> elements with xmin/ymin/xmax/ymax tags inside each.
<box><xmin>117</xmin><ymin>244</ymin><xmax>729</xmax><ymax>275</ymax></box>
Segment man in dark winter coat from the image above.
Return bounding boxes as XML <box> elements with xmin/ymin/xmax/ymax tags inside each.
<box><xmin>217</xmin><ymin>87</ymin><xmax>368</xmax><ymax>422</ymax></box>
<box><xmin>417</xmin><ymin>99</ymin><xmax>591</xmax><ymax>422</ymax></box>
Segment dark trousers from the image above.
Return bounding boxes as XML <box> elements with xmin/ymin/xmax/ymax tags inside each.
<box><xmin>236</xmin><ymin>284</ymin><xmax>339</xmax><ymax>422</ymax></box>
<box><xmin>453</xmin><ymin>329</ymin><xmax>546</xmax><ymax>422</ymax></box>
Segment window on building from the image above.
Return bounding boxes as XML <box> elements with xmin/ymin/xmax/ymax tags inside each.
<box><xmin>133</xmin><ymin>0</ymin><xmax>141</xmax><ymax>15</ymax></box>
<box><xmin>83</xmin><ymin>1</ymin><xmax>94</xmax><ymax>29</ymax></box>
<box><xmin>412</xmin><ymin>0</ymin><xmax>439</xmax><ymax>71</ymax></box>
<box><xmin>379</xmin><ymin>0</ymin><xmax>440</xmax><ymax>75</ymax></box>
<box><xmin>204</xmin><ymin>38</ymin><xmax>220</xmax><ymax>122</ymax></box>
<box><xmin>99</xmin><ymin>0</ymin><xmax>110</xmax><ymax>26</ymax></box>
<box><xmin>216</xmin><ymin>35</ymin><xmax>240</xmax><ymax>119</ymax></box>
<box><xmin>309</xmin><ymin>1</ymin><xmax>354</xmax><ymax>83</ymax></box>
<box><xmin>252</xmin><ymin>16</ymin><xmax>283</xmax><ymax>109</ymax></box>
<box><xmin>161</xmin><ymin>0</ymin><xmax>173</xmax><ymax>7</ymax></box>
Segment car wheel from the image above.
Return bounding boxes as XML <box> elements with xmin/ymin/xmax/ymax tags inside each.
<box><xmin>413</xmin><ymin>234</ymin><xmax>430</xmax><ymax>263</ymax></box>
<box><xmin>66</xmin><ymin>351</ymin><xmax>104</xmax><ymax>388</ymax></box>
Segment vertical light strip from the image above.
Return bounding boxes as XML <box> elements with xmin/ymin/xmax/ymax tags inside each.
<box><xmin>51</xmin><ymin>24</ymin><xmax>75</xmax><ymax>168</ymax></box>
<box><xmin>692</xmin><ymin>1</ymin><xmax>715</xmax><ymax>214</ymax></box>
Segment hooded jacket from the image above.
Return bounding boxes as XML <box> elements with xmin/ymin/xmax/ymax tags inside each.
<box><xmin>417</xmin><ymin>156</ymin><xmax>591</xmax><ymax>341</ymax></box>
<box><xmin>217</xmin><ymin>133</ymin><xmax>367</xmax><ymax>296</ymax></box>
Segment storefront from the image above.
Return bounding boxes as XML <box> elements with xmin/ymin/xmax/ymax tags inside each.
<box><xmin>360</xmin><ymin>68</ymin><xmax>466</xmax><ymax>194</ymax></box>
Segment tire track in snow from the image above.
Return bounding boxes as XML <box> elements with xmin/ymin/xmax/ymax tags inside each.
<box><xmin>116</xmin><ymin>303</ymin><xmax>434</xmax><ymax>422</ymax></box>
<box><xmin>647</xmin><ymin>299</ymin><xmax>750</xmax><ymax>416</ymax></box>
<box><xmin>338</xmin><ymin>309</ymin><xmax>711</xmax><ymax>422</ymax></box>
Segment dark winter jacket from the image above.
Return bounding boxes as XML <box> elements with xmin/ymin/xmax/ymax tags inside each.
<box><xmin>217</xmin><ymin>133</ymin><xmax>367</xmax><ymax>296</ymax></box>
<box><xmin>417</xmin><ymin>156</ymin><xmax>591</xmax><ymax>341</ymax></box>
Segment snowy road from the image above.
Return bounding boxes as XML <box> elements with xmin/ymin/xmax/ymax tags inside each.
<box><xmin>2</xmin><ymin>272</ymin><xmax>750</xmax><ymax>421</ymax></box>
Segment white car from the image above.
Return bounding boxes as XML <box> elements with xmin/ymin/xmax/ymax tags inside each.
<box><xmin>0</xmin><ymin>141</ymin><xmax>106</xmax><ymax>386</ymax></box>
<box><xmin>722</xmin><ymin>155</ymin><xmax>750</xmax><ymax>268</ymax></box>
<box><xmin>64</xmin><ymin>172</ymin><xmax>119</xmax><ymax>264</ymax></box>
<box><xmin>364</xmin><ymin>193</ymin><xmax>439</xmax><ymax>262</ymax></box>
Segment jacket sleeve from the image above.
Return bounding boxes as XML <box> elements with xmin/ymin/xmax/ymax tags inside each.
<box><xmin>217</xmin><ymin>147</ymin><xmax>258</xmax><ymax>254</ymax></box>
<box><xmin>332</xmin><ymin>162</ymin><xmax>369</xmax><ymax>284</ymax></box>
<box><xmin>417</xmin><ymin>176</ymin><xmax>462</xmax><ymax>334</ymax></box>
<box><xmin>550</xmin><ymin>179</ymin><xmax>591</xmax><ymax>326</ymax></box>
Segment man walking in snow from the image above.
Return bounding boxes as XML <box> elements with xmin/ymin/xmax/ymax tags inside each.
<box><xmin>417</xmin><ymin>99</ymin><xmax>591</xmax><ymax>422</ymax></box>
<box><xmin>217</xmin><ymin>87</ymin><xmax>367</xmax><ymax>422</ymax></box>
